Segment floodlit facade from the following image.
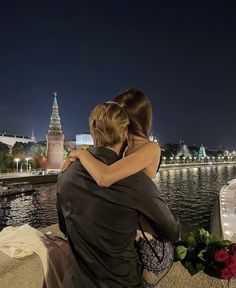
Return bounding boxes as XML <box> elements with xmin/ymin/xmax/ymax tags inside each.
<box><xmin>76</xmin><ymin>133</ymin><xmax>94</xmax><ymax>147</ymax></box>
<box><xmin>149</xmin><ymin>135</ymin><xmax>158</xmax><ymax>143</ymax></box>
<box><xmin>0</xmin><ymin>133</ymin><xmax>36</xmax><ymax>147</ymax></box>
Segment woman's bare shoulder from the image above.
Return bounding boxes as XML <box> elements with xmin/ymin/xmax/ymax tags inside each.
<box><xmin>143</xmin><ymin>141</ymin><xmax>161</xmax><ymax>154</ymax></box>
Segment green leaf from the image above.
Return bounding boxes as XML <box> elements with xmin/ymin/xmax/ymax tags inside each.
<box><xmin>186</xmin><ymin>233</ymin><xmax>197</xmax><ymax>247</ymax></box>
<box><xmin>205</xmin><ymin>234</ymin><xmax>217</xmax><ymax>245</ymax></box>
<box><xmin>185</xmin><ymin>262</ymin><xmax>198</xmax><ymax>276</ymax></box>
<box><xmin>215</xmin><ymin>240</ymin><xmax>232</xmax><ymax>247</ymax></box>
<box><xmin>195</xmin><ymin>262</ymin><xmax>205</xmax><ymax>272</ymax></box>
<box><xmin>197</xmin><ymin>249</ymin><xmax>207</xmax><ymax>262</ymax></box>
<box><xmin>175</xmin><ymin>245</ymin><xmax>187</xmax><ymax>260</ymax></box>
<box><xmin>199</xmin><ymin>228</ymin><xmax>209</xmax><ymax>238</ymax></box>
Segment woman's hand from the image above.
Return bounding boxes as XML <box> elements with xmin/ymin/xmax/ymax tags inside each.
<box><xmin>60</xmin><ymin>158</ymin><xmax>76</xmax><ymax>172</ymax></box>
<box><xmin>68</xmin><ymin>149</ymin><xmax>84</xmax><ymax>158</ymax></box>
<box><xmin>60</xmin><ymin>148</ymin><xmax>86</xmax><ymax>172</ymax></box>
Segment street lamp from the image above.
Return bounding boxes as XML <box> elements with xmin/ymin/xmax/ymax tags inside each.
<box><xmin>163</xmin><ymin>156</ymin><xmax>166</xmax><ymax>165</ymax></box>
<box><xmin>14</xmin><ymin>158</ymin><xmax>20</xmax><ymax>173</ymax></box>
<box><xmin>25</xmin><ymin>157</ymin><xmax>31</xmax><ymax>173</ymax></box>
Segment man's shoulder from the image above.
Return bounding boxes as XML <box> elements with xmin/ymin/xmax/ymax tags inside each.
<box><xmin>63</xmin><ymin>160</ymin><xmax>84</xmax><ymax>173</ymax></box>
<box><xmin>58</xmin><ymin>160</ymin><xmax>87</xmax><ymax>184</ymax></box>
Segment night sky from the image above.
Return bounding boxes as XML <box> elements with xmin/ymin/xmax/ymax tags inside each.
<box><xmin>0</xmin><ymin>1</ymin><xmax>236</xmax><ymax>149</ymax></box>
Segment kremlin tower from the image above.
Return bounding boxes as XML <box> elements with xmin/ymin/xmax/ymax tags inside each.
<box><xmin>46</xmin><ymin>92</ymin><xmax>64</xmax><ymax>170</ymax></box>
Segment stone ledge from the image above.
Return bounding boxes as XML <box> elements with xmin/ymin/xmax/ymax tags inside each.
<box><xmin>0</xmin><ymin>224</ymin><xmax>235</xmax><ymax>288</ymax></box>
<box><xmin>0</xmin><ymin>224</ymin><xmax>64</xmax><ymax>288</ymax></box>
<box><xmin>158</xmin><ymin>262</ymin><xmax>236</xmax><ymax>288</ymax></box>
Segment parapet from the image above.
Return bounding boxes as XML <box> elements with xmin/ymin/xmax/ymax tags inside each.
<box><xmin>0</xmin><ymin>224</ymin><xmax>235</xmax><ymax>288</ymax></box>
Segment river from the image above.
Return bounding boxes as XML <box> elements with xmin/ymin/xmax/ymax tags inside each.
<box><xmin>1</xmin><ymin>164</ymin><xmax>236</xmax><ymax>237</ymax></box>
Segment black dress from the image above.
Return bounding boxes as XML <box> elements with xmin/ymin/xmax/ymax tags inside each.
<box><xmin>136</xmin><ymin>231</ymin><xmax>174</xmax><ymax>288</ymax></box>
<box><xmin>135</xmin><ymin>153</ymin><xmax>174</xmax><ymax>288</ymax></box>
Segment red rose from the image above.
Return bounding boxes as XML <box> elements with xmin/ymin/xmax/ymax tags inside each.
<box><xmin>219</xmin><ymin>267</ymin><xmax>232</xmax><ymax>280</ymax></box>
<box><xmin>229</xmin><ymin>243</ymin><xmax>236</xmax><ymax>254</ymax></box>
<box><xmin>232</xmin><ymin>254</ymin><xmax>236</xmax><ymax>262</ymax></box>
<box><xmin>228</xmin><ymin>264</ymin><xmax>236</xmax><ymax>276</ymax></box>
<box><xmin>225</xmin><ymin>255</ymin><xmax>236</xmax><ymax>266</ymax></box>
<box><xmin>214</xmin><ymin>249</ymin><xmax>229</xmax><ymax>263</ymax></box>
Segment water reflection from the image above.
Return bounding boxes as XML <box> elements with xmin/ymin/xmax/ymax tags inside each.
<box><xmin>0</xmin><ymin>165</ymin><xmax>236</xmax><ymax>236</ymax></box>
<box><xmin>0</xmin><ymin>184</ymin><xmax>57</xmax><ymax>230</ymax></box>
<box><xmin>155</xmin><ymin>165</ymin><xmax>236</xmax><ymax>235</ymax></box>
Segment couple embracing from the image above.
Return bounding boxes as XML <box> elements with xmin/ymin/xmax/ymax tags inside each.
<box><xmin>57</xmin><ymin>89</ymin><xmax>180</xmax><ymax>288</ymax></box>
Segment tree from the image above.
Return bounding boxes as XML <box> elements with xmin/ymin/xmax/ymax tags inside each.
<box><xmin>12</xmin><ymin>142</ymin><xmax>25</xmax><ymax>158</ymax></box>
<box><xmin>64</xmin><ymin>146</ymin><xmax>69</xmax><ymax>158</ymax></box>
<box><xmin>188</xmin><ymin>146</ymin><xmax>199</xmax><ymax>157</ymax></box>
<box><xmin>0</xmin><ymin>142</ymin><xmax>10</xmax><ymax>154</ymax></box>
<box><xmin>29</xmin><ymin>143</ymin><xmax>47</xmax><ymax>158</ymax></box>
<box><xmin>24</xmin><ymin>142</ymin><xmax>35</xmax><ymax>157</ymax></box>
<box><xmin>0</xmin><ymin>142</ymin><xmax>11</xmax><ymax>172</ymax></box>
<box><xmin>162</xmin><ymin>143</ymin><xmax>179</xmax><ymax>158</ymax></box>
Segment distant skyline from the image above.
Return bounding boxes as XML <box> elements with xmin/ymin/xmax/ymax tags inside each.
<box><xmin>0</xmin><ymin>1</ymin><xmax>236</xmax><ymax>149</ymax></box>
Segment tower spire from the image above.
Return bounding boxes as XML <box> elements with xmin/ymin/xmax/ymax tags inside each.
<box><xmin>46</xmin><ymin>92</ymin><xmax>64</xmax><ymax>170</ymax></box>
<box><xmin>48</xmin><ymin>92</ymin><xmax>62</xmax><ymax>135</ymax></box>
<box><xmin>31</xmin><ymin>128</ymin><xmax>36</xmax><ymax>141</ymax></box>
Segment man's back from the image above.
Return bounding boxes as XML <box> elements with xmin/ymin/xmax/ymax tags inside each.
<box><xmin>57</xmin><ymin>147</ymin><xmax>179</xmax><ymax>288</ymax></box>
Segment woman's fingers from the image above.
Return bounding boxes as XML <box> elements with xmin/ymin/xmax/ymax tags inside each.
<box><xmin>69</xmin><ymin>149</ymin><xmax>80</xmax><ymax>158</ymax></box>
<box><xmin>61</xmin><ymin>148</ymin><xmax>87</xmax><ymax>172</ymax></box>
<box><xmin>60</xmin><ymin>157</ymin><xmax>77</xmax><ymax>172</ymax></box>
<box><xmin>61</xmin><ymin>159</ymin><xmax>72</xmax><ymax>172</ymax></box>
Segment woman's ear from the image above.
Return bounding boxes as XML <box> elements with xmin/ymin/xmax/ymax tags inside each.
<box><xmin>122</xmin><ymin>130</ymin><xmax>128</xmax><ymax>142</ymax></box>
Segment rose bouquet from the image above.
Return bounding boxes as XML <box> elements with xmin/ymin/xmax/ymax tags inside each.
<box><xmin>175</xmin><ymin>228</ymin><xmax>236</xmax><ymax>280</ymax></box>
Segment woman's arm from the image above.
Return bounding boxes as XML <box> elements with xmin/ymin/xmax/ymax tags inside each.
<box><xmin>69</xmin><ymin>142</ymin><xmax>161</xmax><ymax>187</ymax></box>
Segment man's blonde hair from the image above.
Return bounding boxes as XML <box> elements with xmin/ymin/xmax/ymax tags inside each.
<box><xmin>89</xmin><ymin>102</ymin><xmax>129</xmax><ymax>147</ymax></box>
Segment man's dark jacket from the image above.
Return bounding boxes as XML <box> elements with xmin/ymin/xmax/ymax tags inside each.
<box><xmin>57</xmin><ymin>147</ymin><xmax>180</xmax><ymax>288</ymax></box>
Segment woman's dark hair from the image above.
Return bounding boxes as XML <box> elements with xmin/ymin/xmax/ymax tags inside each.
<box><xmin>114</xmin><ymin>88</ymin><xmax>152</xmax><ymax>138</ymax></box>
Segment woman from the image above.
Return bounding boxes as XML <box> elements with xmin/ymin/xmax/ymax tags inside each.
<box><xmin>66</xmin><ymin>88</ymin><xmax>161</xmax><ymax>185</ymax></box>
<box><xmin>64</xmin><ymin>89</ymin><xmax>174</xmax><ymax>287</ymax></box>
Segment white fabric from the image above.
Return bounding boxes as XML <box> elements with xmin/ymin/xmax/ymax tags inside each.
<box><xmin>0</xmin><ymin>224</ymin><xmax>48</xmax><ymax>266</ymax></box>
<box><xmin>0</xmin><ymin>224</ymin><xmax>68</xmax><ymax>288</ymax></box>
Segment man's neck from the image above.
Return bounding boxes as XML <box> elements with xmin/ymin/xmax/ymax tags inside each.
<box><xmin>105</xmin><ymin>144</ymin><xmax>122</xmax><ymax>155</ymax></box>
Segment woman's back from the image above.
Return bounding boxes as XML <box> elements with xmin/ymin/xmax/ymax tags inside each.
<box><xmin>125</xmin><ymin>136</ymin><xmax>161</xmax><ymax>180</ymax></box>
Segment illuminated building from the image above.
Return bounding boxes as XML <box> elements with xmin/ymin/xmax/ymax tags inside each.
<box><xmin>176</xmin><ymin>140</ymin><xmax>191</xmax><ymax>157</ymax></box>
<box><xmin>198</xmin><ymin>144</ymin><xmax>207</xmax><ymax>158</ymax></box>
<box><xmin>46</xmin><ymin>93</ymin><xmax>64</xmax><ymax>170</ymax></box>
<box><xmin>76</xmin><ymin>133</ymin><xmax>93</xmax><ymax>148</ymax></box>
<box><xmin>0</xmin><ymin>132</ymin><xmax>36</xmax><ymax>147</ymax></box>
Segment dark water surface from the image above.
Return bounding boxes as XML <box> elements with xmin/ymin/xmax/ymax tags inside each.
<box><xmin>155</xmin><ymin>164</ymin><xmax>236</xmax><ymax>235</ymax></box>
<box><xmin>1</xmin><ymin>164</ymin><xmax>236</xmax><ymax>236</ymax></box>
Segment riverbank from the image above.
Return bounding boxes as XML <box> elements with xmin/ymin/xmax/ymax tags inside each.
<box><xmin>1</xmin><ymin>162</ymin><xmax>236</xmax><ymax>185</ymax></box>
<box><xmin>159</xmin><ymin>161</ymin><xmax>236</xmax><ymax>170</ymax></box>
<box><xmin>0</xmin><ymin>173</ymin><xmax>57</xmax><ymax>184</ymax></box>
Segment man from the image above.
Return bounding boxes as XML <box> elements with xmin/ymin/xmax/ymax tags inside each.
<box><xmin>57</xmin><ymin>102</ymin><xmax>180</xmax><ymax>288</ymax></box>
